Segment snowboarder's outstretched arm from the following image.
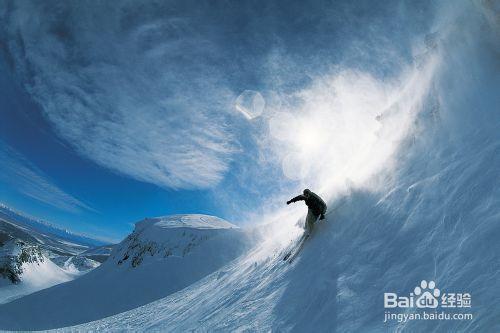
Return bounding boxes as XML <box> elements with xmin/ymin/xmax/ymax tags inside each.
<box><xmin>287</xmin><ymin>195</ymin><xmax>305</xmax><ymax>205</ymax></box>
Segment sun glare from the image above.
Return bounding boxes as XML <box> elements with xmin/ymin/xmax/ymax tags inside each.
<box><xmin>265</xmin><ymin>59</ymin><xmax>439</xmax><ymax>199</ymax></box>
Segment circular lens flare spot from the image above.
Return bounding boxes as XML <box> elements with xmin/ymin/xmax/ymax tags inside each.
<box><xmin>235</xmin><ymin>90</ymin><xmax>265</xmax><ymax>119</ymax></box>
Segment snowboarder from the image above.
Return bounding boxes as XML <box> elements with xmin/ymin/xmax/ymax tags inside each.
<box><xmin>287</xmin><ymin>189</ymin><xmax>327</xmax><ymax>236</ymax></box>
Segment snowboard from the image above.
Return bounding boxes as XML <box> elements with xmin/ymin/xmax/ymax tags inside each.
<box><xmin>283</xmin><ymin>232</ymin><xmax>310</xmax><ymax>263</ymax></box>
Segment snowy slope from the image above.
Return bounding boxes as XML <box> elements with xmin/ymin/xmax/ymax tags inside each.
<box><xmin>0</xmin><ymin>204</ymin><xmax>111</xmax><ymax>264</ymax></box>
<box><xmin>0</xmin><ymin>257</ymin><xmax>78</xmax><ymax>305</ymax></box>
<box><xmin>0</xmin><ymin>214</ymin><xmax>253</xmax><ymax>329</ymax></box>
<box><xmin>0</xmin><ymin>218</ymin><xmax>87</xmax><ymax>259</ymax></box>
<box><xmin>79</xmin><ymin>245</ymin><xmax>117</xmax><ymax>263</ymax></box>
<box><xmin>0</xmin><ymin>239</ymin><xmax>44</xmax><ymax>285</ymax></box>
<box><xmin>0</xmin><ymin>241</ymin><xmax>78</xmax><ymax>305</ymax></box>
<box><xmin>0</xmin><ymin>213</ymin><xmax>108</xmax><ymax>304</ymax></box>
<box><xmin>58</xmin><ymin>255</ymin><xmax>100</xmax><ymax>274</ymax></box>
<box><xmin>0</xmin><ymin>219</ymin><xmax>99</xmax><ymax>304</ymax></box>
<box><xmin>67</xmin><ymin>117</ymin><xmax>499</xmax><ymax>330</ymax></box>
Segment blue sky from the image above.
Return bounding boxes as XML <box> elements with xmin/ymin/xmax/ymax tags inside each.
<box><xmin>0</xmin><ymin>63</ymin><xmax>221</xmax><ymax>241</ymax></box>
<box><xmin>0</xmin><ymin>0</ymin><xmax>437</xmax><ymax>242</ymax></box>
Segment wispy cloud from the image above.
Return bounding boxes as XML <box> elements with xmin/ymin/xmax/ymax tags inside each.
<box><xmin>3</xmin><ymin>1</ymin><xmax>238</xmax><ymax>189</ymax></box>
<box><xmin>0</xmin><ymin>142</ymin><xmax>95</xmax><ymax>213</ymax></box>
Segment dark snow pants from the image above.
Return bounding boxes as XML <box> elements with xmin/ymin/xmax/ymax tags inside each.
<box><xmin>305</xmin><ymin>209</ymin><xmax>319</xmax><ymax>235</ymax></box>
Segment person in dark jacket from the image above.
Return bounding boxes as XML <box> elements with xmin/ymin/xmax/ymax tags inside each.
<box><xmin>287</xmin><ymin>189</ymin><xmax>327</xmax><ymax>235</ymax></box>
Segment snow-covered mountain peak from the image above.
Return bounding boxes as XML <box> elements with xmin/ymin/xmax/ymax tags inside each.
<box><xmin>113</xmin><ymin>214</ymin><xmax>240</xmax><ymax>268</ymax></box>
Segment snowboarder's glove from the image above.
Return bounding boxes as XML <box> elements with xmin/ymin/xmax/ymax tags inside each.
<box><xmin>286</xmin><ymin>200</ymin><xmax>291</xmax><ymax>205</ymax></box>
<box><xmin>319</xmin><ymin>213</ymin><xmax>325</xmax><ymax>220</ymax></box>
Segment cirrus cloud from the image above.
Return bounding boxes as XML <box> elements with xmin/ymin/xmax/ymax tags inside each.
<box><xmin>0</xmin><ymin>141</ymin><xmax>95</xmax><ymax>213</ymax></box>
<box><xmin>2</xmin><ymin>1</ymin><xmax>238</xmax><ymax>189</ymax></box>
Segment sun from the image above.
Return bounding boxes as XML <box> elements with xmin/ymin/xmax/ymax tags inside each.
<box><xmin>294</xmin><ymin>121</ymin><xmax>326</xmax><ymax>154</ymax></box>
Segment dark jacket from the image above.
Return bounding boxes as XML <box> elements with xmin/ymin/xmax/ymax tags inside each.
<box><xmin>289</xmin><ymin>191</ymin><xmax>327</xmax><ymax>216</ymax></box>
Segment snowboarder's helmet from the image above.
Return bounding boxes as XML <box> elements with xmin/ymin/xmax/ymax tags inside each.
<box><xmin>303</xmin><ymin>189</ymin><xmax>311</xmax><ymax>196</ymax></box>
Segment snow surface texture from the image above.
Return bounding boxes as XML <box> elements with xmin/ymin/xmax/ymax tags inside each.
<box><xmin>0</xmin><ymin>214</ymin><xmax>253</xmax><ymax>329</ymax></box>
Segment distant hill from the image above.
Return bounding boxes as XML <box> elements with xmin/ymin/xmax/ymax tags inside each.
<box><xmin>0</xmin><ymin>203</ymin><xmax>107</xmax><ymax>248</ymax></box>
